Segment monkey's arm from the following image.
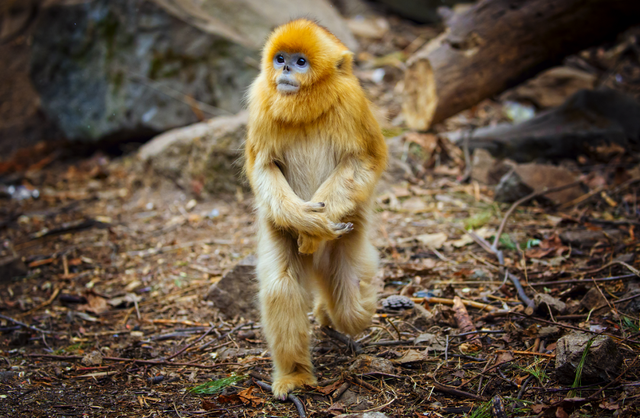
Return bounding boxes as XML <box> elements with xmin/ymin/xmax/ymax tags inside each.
<box><xmin>311</xmin><ymin>154</ymin><xmax>380</xmax><ymax>222</ymax></box>
<box><xmin>297</xmin><ymin>154</ymin><xmax>380</xmax><ymax>254</ymax></box>
<box><xmin>248</xmin><ymin>152</ymin><xmax>351</xmax><ymax>238</ymax></box>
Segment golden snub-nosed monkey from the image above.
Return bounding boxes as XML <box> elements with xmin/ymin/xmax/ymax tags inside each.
<box><xmin>244</xmin><ymin>18</ymin><xmax>387</xmax><ymax>399</ymax></box>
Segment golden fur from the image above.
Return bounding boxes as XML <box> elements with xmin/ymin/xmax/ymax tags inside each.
<box><xmin>244</xmin><ymin>18</ymin><xmax>388</xmax><ymax>399</ymax></box>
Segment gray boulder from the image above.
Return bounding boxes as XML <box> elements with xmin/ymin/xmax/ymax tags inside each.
<box><xmin>138</xmin><ymin>111</ymin><xmax>247</xmax><ymax>194</ymax></box>
<box><xmin>30</xmin><ymin>0</ymin><xmax>356</xmax><ymax>142</ymax></box>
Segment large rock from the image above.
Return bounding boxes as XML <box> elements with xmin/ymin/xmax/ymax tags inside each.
<box><xmin>205</xmin><ymin>255</ymin><xmax>258</xmax><ymax>320</ymax></box>
<box><xmin>30</xmin><ymin>0</ymin><xmax>356</xmax><ymax>142</ymax></box>
<box><xmin>138</xmin><ymin>111</ymin><xmax>247</xmax><ymax>194</ymax></box>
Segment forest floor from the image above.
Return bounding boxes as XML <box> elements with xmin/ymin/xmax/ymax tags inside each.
<box><xmin>2</xmin><ymin>12</ymin><xmax>640</xmax><ymax>418</ymax></box>
<box><xmin>0</xmin><ymin>139</ymin><xmax>639</xmax><ymax>418</ymax></box>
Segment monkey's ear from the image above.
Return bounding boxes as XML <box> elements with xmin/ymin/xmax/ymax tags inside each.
<box><xmin>336</xmin><ymin>51</ymin><xmax>354</xmax><ymax>73</ymax></box>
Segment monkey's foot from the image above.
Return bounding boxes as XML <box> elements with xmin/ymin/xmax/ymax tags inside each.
<box><xmin>272</xmin><ymin>372</ymin><xmax>316</xmax><ymax>400</ymax></box>
<box><xmin>313</xmin><ymin>303</ymin><xmax>333</xmax><ymax>328</ymax></box>
<box><xmin>331</xmin><ymin>305</ymin><xmax>374</xmax><ymax>336</ymax></box>
<box><xmin>297</xmin><ymin>234</ymin><xmax>321</xmax><ymax>254</ymax></box>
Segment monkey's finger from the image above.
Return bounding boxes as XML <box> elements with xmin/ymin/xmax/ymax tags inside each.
<box><xmin>332</xmin><ymin>222</ymin><xmax>354</xmax><ymax>235</ymax></box>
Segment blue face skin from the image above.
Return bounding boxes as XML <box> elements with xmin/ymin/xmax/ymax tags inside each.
<box><xmin>273</xmin><ymin>52</ymin><xmax>309</xmax><ymax>94</ymax></box>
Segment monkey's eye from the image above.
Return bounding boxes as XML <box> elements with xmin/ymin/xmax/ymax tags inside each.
<box><xmin>296</xmin><ymin>57</ymin><xmax>307</xmax><ymax>67</ymax></box>
<box><xmin>275</xmin><ymin>55</ymin><xmax>285</xmax><ymax>64</ymax></box>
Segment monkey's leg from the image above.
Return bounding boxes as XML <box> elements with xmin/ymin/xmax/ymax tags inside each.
<box><xmin>257</xmin><ymin>223</ymin><xmax>316</xmax><ymax>400</ymax></box>
<box><xmin>314</xmin><ymin>226</ymin><xmax>379</xmax><ymax>336</ymax></box>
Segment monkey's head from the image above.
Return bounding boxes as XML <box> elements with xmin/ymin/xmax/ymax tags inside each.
<box><xmin>260</xmin><ymin>18</ymin><xmax>353</xmax><ymax>97</ymax></box>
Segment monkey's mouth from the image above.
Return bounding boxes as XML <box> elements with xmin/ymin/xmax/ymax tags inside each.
<box><xmin>276</xmin><ymin>75</ymin><xmax>300</xmax><ymax>94</ymax></box>
<box><xmin>277</xmin><ymin>81</ymin><xmax>299</xmax><ymax>94</ymax></box>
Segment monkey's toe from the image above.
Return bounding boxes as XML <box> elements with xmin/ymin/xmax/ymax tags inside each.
<box><xmin>313</xmin><ymin>303</ymin><xmax>333</xmax><ymax>327</ymax></box>
<box><xmin>272</xmin><ymin>372</ymin><xmax>316</xmax><ymax>400</ymax></box>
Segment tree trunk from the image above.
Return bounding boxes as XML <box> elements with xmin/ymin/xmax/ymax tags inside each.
<box><xmin>402</xmin><ymin>0</ymin><xmax>640</xmax><ymax>130</ymax></box>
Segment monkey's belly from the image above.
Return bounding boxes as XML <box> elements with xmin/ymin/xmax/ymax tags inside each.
<box><xmin>281</xmin><ymin>139</ymin><xmax>337</xmax><ymax>201</ymax></box>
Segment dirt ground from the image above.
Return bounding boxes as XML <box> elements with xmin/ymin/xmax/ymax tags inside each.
<box><xmin>1</xmin><ymin>145</ymin><xmax>640</xmax><ymax>418</ymax></box>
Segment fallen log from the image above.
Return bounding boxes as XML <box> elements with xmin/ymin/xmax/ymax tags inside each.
<box><xmin>402</xmin><ymin>0</ymin><xmax>640</xmax><ymax>130</ymax></box>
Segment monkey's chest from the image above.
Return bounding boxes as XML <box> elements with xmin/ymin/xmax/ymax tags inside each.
<box><xmin>281</xmin><ymin>139</ymin><xmax>337</xmax><ymax>201</ymax></box>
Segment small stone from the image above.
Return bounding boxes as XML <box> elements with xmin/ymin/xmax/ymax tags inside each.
<box><xmin>148</xmin><ymin>375</ymin><xmax>165</xmax><ymax>384</ymax></box>
<box><xmin>394</xmin><ymin>349</ymin><xmax>426</xmax><ymax>364</ymax></box>
<box><xmin>560</xmin><ymin>229</ymin><xmax>623</xmax><ymax>247</ymax></box>
<box><xmin>334</xmin><ymin>413</ymin><xmax>389</xmax><ymax>418</ymax></box>
<box><xmin>9</xmin><ymin>331</ymin><xmax>31</xmax><ymax>347</ymax></box>
<box><xmin>617</xmin><ymin>283</ymin><xmax>640</xmax><ymax>314</ymax></box>
<box><xmin>348</xmin><ymin>355</ymin><xmax>395</xmax><ymax>375</ymax></box>
<box><xmin>555</xmin><ymin>332</ymin><xmax>622</xmax><ymax>383</ymax></box>
<box><xmin>216</xmin><ymin>347</ymin><xmax>263</xmax><ymax>362</ymax></box>
<box><xmin>206</xmin><ymin>255</ymin><xmax>258</xmax><ymax>320</ymax></box>
<box><xmin>580</xmin><ymin>287</ymin><xmax>609</xmax><ymax>312</ymax></box>
<box><xmin>337</xmin><ymin>389</ymin><xmax>359</xmax><ymax>406</ymax></box>
<box><xmin>537</xmin><ymin>326</ymin><xmax>561</xmax><ymax>339</ymax></box>
<box><xmin>534</xmin><ymin>293</ymin><xmax>566</xmax><ymax>315</ymax></box>
<box><xmin>470</xmin><ymin>149</ymin><xmax>513</xmax><ymax>185</ymax></box>
<box><xmin>0</xmin><ymin>252</ymin><xmax>27</xmax><ymax>283</ymax></box>
<box><xmin>0</xmin><ymin>371</ymin><xmax>17</xmax><ymax>382</ymax></box>
<box><xmin>414</xmin><ymin>333</ymin><xmax>447</xmax><ymax>351</ymax></box>
<box><xmin>381</xmin><ymin>295</ymin><xmax>415</xmax><ymax>310</ymax></box>
<box><xmin>237</xmin><ymin>330</ymin><xmax>257</xmax><ymax>340</ymax></box>
<box><xmin>82</xmin><ymin>350</ymin><xmax>103</xmax><ymax>366</ymax></box>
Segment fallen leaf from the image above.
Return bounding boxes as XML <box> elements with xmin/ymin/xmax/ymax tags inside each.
<box><xmin>328</xmin><ymin>401</ymin><xmax>345</xmax><ymax>412</ymax></box>
<box><xmin>237</xmin><ymin>387</ymin><xmax>265</xmax><ymax>407</ymax></box>
<box><xmin>531</xmin><ymin>404</ymin><xmax>546</xmax><ymax>413</ymax></box>
<box><xmin>394</xmin><ymin>349</ymin><xmax>425</xmax><ymax>364</ymax></box>
<box><xmin>459</xmin><ymin>341</ymin><xmax>482</xmax><ymax>353</ymax></box>
<box><xmin>201</xmin><ymin>399</ymin><xmax>217</xmax><ymax>411</ymax></box>
<box><xmin>555</xmin><ymin>406</ymin><xmax>569</xmax><ymax>418</ymax></box>
<box><xmin>316</xmin><ymin>380</ymin><xmax>344</xmax><ymax>395</ymax></box>
<box><xmin>79</xmin><ymin>294</ymin><xmax>109</xmax><ymax>315</ymax></box>
<box><xmin>525</xmin><ymin>247</ymin><xmax>555</xmax><ymax>258</ymax></box>
<box><xmin>216</xmin><ymin>394</ymin><xmax>239</xmax><ymax>404</ymax></box>
<box><xmin>397</xmin><ymin>232</ymin><xmax>448</xmax><ymax>249</ymax></box>
<box><xmin>599</xmin><ymin>400</ymin><xmax>619</xmax><ymax>410</ymax></box>
<box><xmin>401</xmin><ymin>196</ymin><xmax>429</xmax><ymax>212</ymax></box>
<box><xmin>496</xmin><ymin>351</ymin><xmax>514</xmax><ymax>364</ymax></box>
<box><xmin>450</xmin><ymin>234</ymin><xmax>474</xmax><ymax>248</ymax></box>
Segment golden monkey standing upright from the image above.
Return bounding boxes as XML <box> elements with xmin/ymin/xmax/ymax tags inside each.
<box><xmin>244</xmin><ymin>18</ymin><xmax>388</xmax><ymax>399</ymax></box>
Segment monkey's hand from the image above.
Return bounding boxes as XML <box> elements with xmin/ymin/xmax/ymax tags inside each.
<box><xmin>275</xmin><ymin>199</ymin><xmax>351</xmax><ymax>240</ymax></box>
<box><xmin>297</xmin><ymin>222</ymin><xmax>353</xmax><ymax>254</ymax></box>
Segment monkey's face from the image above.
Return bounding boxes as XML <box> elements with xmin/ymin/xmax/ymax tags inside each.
<box><xmin>272</xmin><ymin>51</ymin><xmax>310</xmax><ymax>95</ymax></box>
